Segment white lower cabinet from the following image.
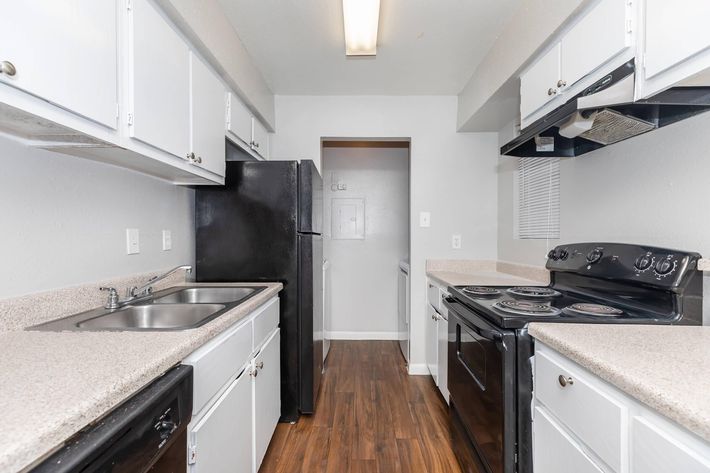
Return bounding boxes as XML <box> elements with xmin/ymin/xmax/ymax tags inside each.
<box><xmin>534</xmin><ymin>343</ymin><xmax>710</xmax><ymax>473</ymax></box>
<box><xmin>426</xmin><ymin>302</ymin><xmax>439</xmax><ymax>383</ymax></box>
<box><xmin>436</xmin><ymin>305</ymin><xmax>449</xmax><ymax>404</ymax></box>
<box><xmin>253</xmin><ymin>329</ymin><xmax>281</xmax><ymax>471</ymax></box>
<box><xmin>189</xmin><ymin>370</ymin><xmax>253</xmax><ymax>473</ymax></box>
<box><xmin>185</xmin><ymin>297</ymin><xmax>280</xmax><ymax>473</ymax></box>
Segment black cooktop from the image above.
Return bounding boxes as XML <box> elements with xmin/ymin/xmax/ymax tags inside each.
<box><xmin>447</xmin><ymin>284</ymin><xmax>674</xmax><ymax>329</ymax></box>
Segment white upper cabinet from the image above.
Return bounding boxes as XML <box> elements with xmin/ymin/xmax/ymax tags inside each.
<box><xmin>128</xmin><ymin>0</ymin><xmax>190</xmax><ymax>159</ymax></box>
<box><xmin>190</xmin><ymin>52</ymin><xmax>226</xmax><ymax>177</ymax></box>
<box><xmin>637</xmin><ymin>0</ymin><xmax>710</xmax><ymax>98</ymax></box>
<box><xmin>251</xmin><ymin>117</ymin><xmax>269</xmax><ymax>158</ymax></box>
<box><xmin>520</xmin><ymin>43</ymin><xmax>561</xmax><ymax>122</ymax></box>
<box><xmin>226</xmin><ymin>92</ymin><xmax>253</xmax><ymax>146</ymax></box>
<box><xmin>0</xmin><ymin>1</ymin><xmax>118</xmax><ymax>128</ymax></box>
<box><xmin>560</xmin><ymin>0</ymin><xmax>632</xmax><ymax>89</ymax></box>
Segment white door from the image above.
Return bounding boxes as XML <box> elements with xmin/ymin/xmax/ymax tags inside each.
<box><xmin>638</xmin><ymin>0</ymin><xmax>710</xmax><ymax>98</ymax></box>
<box><xmin>533</xmin><ymin>407</ymin><xmax>605</xmax><ymax>473</ymax></box>
<box><xmin>190</xmin><ymin>52</ymin><xmax>226</xmax><ymax>177</ymax></box>
<box><xmin>251</xmin><ymin>118</ymin><xmax>269</xmax><ymax>158</ymax></box>
<box><xmin>560</xmin><ymin>0</ymin><xmax>631</xmax><ymax>88</ymax></box>
<box><xmin>436</xmin><ymin>310</ymin><xmax>449</xmax><ymax>403</ymax></box>
<box><xmin>227</xmin><ymin>92</ymin><xmax>253</xmax><ymax>146</ymax></box>
<box><xmin>129</xmin><ymin>0</ymin><xmax>190</xmax><ymax>158</ymax></box>
<box><xmin>189</xmin><ymin>370</ymin><xmax>253</xmax><ymax>473</ymax></box>
<box><xmin>520</xmin><ymin>43</ymin><xmax>562</xmax><ymax>123</ymax></box>
<box><xmin>426</xmin><ymin>304</ymin><xmax>439</xmax><ymax>383</ymax></box>
<box><xmin>253</xmin><ymin>329</ymin><xmax>281</xmax><ymax>472</ymax></box>
<box><xmin>0</xmin><ymin>1</ymin><xmax>118</xmax><ymax>128</ymax></box>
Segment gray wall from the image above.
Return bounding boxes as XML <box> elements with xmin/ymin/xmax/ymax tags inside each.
<box><xmin>0</xmin><ymin>136</ymin><xmax>195</xmax><ymax>298</ymax></box>
<box><xmin>322</xmin><ymin>146</ymin><xmax>409</xmax><ymax>338</ymax></box>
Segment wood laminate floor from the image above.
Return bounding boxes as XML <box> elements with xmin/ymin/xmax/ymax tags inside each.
<box><xmin>259</xmin><ymin>340</ymin><xmax>464</xmax><ymax>473</ymax></box>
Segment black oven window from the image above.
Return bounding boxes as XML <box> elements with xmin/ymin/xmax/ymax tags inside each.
<box><xmin>456</xmin><ymin>323</ymin><xmax>486</xmax><ymax>390</ymax></box>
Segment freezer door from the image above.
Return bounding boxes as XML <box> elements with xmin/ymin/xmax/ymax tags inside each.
<box><xmin>298</xmin><ymin>160</ymin><xmax>323</xmax><ymax>234</ymax></box>
<box><xmin>298</xmin><ymin>234</ymin><xmax>323</xmax><ymax>414</ymax></box>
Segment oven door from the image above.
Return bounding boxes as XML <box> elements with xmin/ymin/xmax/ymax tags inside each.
<box><xmin>445</xmin><ymin>298</ymin><xmax>517</xmax><ymax>473</ymax></box>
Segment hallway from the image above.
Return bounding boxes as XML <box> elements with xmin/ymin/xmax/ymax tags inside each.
<box><xmin>259</xmin><ymin>340</ymin><xmax>463</xmax><ymax>473</ymax></box>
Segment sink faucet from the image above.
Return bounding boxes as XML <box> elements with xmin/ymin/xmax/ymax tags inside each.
<box><xmin>129</xmin><ymin>265</ymin><xmax>193</xmax><ymax>299</ymax></box>
<box><xmin>99</xmin><ymin>265</ymin><xmax>193</xmax><ymax>310</ymax></box>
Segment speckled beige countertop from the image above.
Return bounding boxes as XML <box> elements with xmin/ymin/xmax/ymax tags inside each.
<box><xmin>426</xmin><ymin>259</ymin><xmax>549</xmax><ymax>288</ymax></box>
<box><xmin>0</xmin><ymin>282</ymin><xmax>282</xmax><ymax>473</ymax></box>
<box><xmin>529</xmin><ymin>323</ymin><xmax>710</xmax><ymax>443</ymax></box>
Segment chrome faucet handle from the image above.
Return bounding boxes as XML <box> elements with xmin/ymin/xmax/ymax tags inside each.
<box><xmin>99</xmin><ymin>287</ymin><xmax>120</xmax><ymax>310</ymax></box>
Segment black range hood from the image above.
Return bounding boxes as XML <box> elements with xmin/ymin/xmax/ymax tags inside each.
<box><xmin>501</xmin><ymin>60</ymin><xmax>710</xmax><ymax>158</ymax></box>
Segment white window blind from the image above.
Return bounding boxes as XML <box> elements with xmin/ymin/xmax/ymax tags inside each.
<box><xmin>517</xmin><ymin>157</ymin><xmax>560</xmax><ymax>240</ymax></box>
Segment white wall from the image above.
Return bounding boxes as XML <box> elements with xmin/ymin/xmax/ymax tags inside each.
<box><xmin>322</xmin><ymin>146</ymin><xmax>409</xmax><ymax>338</ymax></box>
<box><xmin>0</xmin><ymin>136</ymin><xmax>195</xmax><ymax>299</ymax></box>
<box><xmin>272</xmin><ymin>95</ymin><xmax>499</xmax><ymax>371</ymax></box>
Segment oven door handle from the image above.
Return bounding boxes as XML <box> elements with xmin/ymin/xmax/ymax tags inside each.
<box><xmin>444</xmin><ymin>298</ymin><xmax>503</xmax><ymax>343</ymax></box>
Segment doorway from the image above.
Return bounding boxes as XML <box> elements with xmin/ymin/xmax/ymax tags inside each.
<box><xmin>320</xmin><ymin>139</ymin><xmax>411</xmax><ymax>350</ymax></box>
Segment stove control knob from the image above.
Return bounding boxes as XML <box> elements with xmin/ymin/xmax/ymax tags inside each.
<box><xmin>635</xmin><ymin>254</ymin><xmax>653</xmax><ymax>271</ymax></box>
<box><xmin>655</xmin><ymin>259</ymin><xmax>674</xmax><ymax>275</ymax></box>
<box><xmin>558</xmin><ymin>249</ymin><xmax>569</xmax><ymax>260</ymax></box>
<box><xmin>547</xmin><ymin>249</ymin><xmax>559</xmax><ymax>261</ymax></box>
<box><xmin>586</xmin><ymin>249</ymin><xmax>603</xmax><ymax>264</ymax></box>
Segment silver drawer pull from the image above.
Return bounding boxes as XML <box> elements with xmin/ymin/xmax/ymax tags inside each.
<box><xmin>256</xmin><ymin>361</ymin><xmax>264</xmax><ymax>369</ymax></box>
<box><xmin>0</xmin><ymin>61</ymin><xmax>16</xmax><ymax>76</ymax></box>
<box><xmin>558</xmin><ymin>374</ymin><xmax>574</xmax><ymax>387</ymax></box>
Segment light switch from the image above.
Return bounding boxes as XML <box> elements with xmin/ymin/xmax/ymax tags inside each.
<box><xmin>452</xmin><ymin>234</ymin><xmax>462</xmax><ymax>249</ymax></box>
<box><xmin>419</xmin><ymin>211</ymin><xmax>431</xmax><ymax>228</ymax></box>
<box><xmin>126</xmin><ymin>228</ymin><xmax>140</xmax><ymax>255</ymax></box>
<box><xmin>162</xmin><ymin>230</ymin><xmax>172</xmax><ymax>251</ymax></box>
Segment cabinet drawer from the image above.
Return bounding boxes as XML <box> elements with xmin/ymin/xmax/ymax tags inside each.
<box><xmin>632</xmin><ymin>416</ymin><xmax>710</xmax><ymax>473</ymax></box>
<box><xmin>253</xmin><ymin>297</ymin><xmax>279</xmax><ymax>350</ymax></box>
<box><xmin>427</xmin><ymin>282</ymin><xmax>441</xmax><ymax>312</ymax></box>
<box><xmin>535</xmin><ymin>348</ymin><xmax>626</xmax><ymax>472</ymax></box>
<box><xmin>183</xmin><ymin>317</ymin><xmax>253</xmax><ymax>415</ymax></box>
<box><xmin>534</xmin><ymin>406</ymin><xmax>604</xmax><ymax>473</ymax></box>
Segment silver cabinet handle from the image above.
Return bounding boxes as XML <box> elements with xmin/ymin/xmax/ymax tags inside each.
<box><xmin>250</xmin><ymin>140</ymin><xmax>260</xmax><ymax>149</ymax></box>
<box><xmin>0</xmin><ymin>61</ymin><xmax>16</xmax><ymax>76</ymax></box>
<box><xmin>558</xmin><ymin>374</ymin><xmax>574</xmax><ymax>387</ymax></box>
<box><xmin>250</xmin><ymin>368</ymin><xmax>258</xmax><ymax>378</ymax></box>
<box><xmin>557</xmin><ymin>79</ymin><xmax>567</xmax><ymax>88</ymax></box>
<box><xmin>547</xmin><ymin>87</ymin><xmax>557</xmax><ymax>96</ymax></box>
<box><xmin>256</xmin><ymin>361</ymin><xmax>264</xmax><ymax>369</ymax></box>
<box><xmin>186</xmin><ymin>152</ymin><xmax>195</xmax><ymax>162</ymax></box>
<box><xmin>196</xmin><ymin>156</ymin><xmax>202</xmax><ymax>164</ymax></box>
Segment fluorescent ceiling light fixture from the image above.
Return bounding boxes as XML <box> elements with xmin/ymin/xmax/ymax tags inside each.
<box><xmin>342</xmin><ymin>0</ymin><xmax>380</xmax><ymax>56</ymax></box>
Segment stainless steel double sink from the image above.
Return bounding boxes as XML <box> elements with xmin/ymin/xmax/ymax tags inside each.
<box><xmin>29</xmin><ymin>286</ymin><xmax>266</xmax><ymax>332</ymax></box>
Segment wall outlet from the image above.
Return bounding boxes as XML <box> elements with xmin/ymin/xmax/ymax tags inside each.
<box><xmin>126</xmin><ymin>228</ymin><xmax>140</xmax><ymax>255</ymax></box>
<box><xmin>419</xmin><ymin>211</ymin><xmax>431</xmax><ymax>228</ymax></box>
<box><xmin>452</xmin><ymin>234</ymin><xmax>462</xmax><ymax>249</ymax></box>
<box><xmin>162</xmin><ymin>230</ymin><xmax>172</xmax><ymax>251</ymax></box>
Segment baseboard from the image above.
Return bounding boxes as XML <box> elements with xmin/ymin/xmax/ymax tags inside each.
<box><xmin>327</xmin><ymin>331</ymin><xmax>398</xmax><ymax>340</ymax></box>
<box><xmin>407</xmin><ymin>363</ymin><xmax>430</xmax><ymax>375</ymax></box>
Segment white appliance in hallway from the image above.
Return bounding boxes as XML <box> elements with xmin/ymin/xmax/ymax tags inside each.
<box><xmin>398</xmin><ymin>260</ymin><xmax>410</xmax><ymax>362</ymax></box>
<box><xmin>323</xmin><ymin>258</ymin><xmax>331</xmax><ymax>362</ymax></box>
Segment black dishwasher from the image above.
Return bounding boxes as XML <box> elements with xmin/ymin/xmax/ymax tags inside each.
<box><xmin>31</xmin><ymin>365</ymin><xmax>193</xmax><ymax>473</ymax></box>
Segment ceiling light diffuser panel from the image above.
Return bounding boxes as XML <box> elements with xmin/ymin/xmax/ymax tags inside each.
<box><xmin>342</xmin><ymin>0</ymin><xmax>380</xmax><ymax>56</ymax></box>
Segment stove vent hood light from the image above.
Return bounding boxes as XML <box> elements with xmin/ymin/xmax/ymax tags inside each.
<box><xmin>501</xmin><ymin>61</ymin><xmax>710</xmax><ymax>158</ymax></box>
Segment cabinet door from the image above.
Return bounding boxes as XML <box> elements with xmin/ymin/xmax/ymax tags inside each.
<box><xmin>632</xmin><ymin>416</ymin><xmax>710</xmax><ymax>473</ymax></box>
<box><xmin>0</xmin><ymin>1</ymin><xmax>118</xmax><ymax>128</ymax></box>
<box><xmin>533</xmin><ymin>407</ymin><xmax>605</xmax><ymax>473</ymax></box>
<box><xmin>560</xmin><ymin>0</ymin><xmax>631</xmax><ymax>88</ymax></box>
<box><xmin>227</xmin><ymin>92</ymin><xmax>253</xmax><ymax>146</ymax></box>
<box><xmin>644</xmin><ymin>0</ymin><xmax>710</xmax><ymax>79</ymax></box>
<box><xmin>190</xmin><ymin>52</ymin><xmax>226</xmax><ymax>177</ymax></box>
<box><xmin>426</xmin><ymin>305</ymin><xmax>438</xmax><ymax>383</ymax></box>
<box><xmin>189</xmin><ymin>371</ymin><xmax>253</xmax><ymax>473</ymax></box>
<box><xmin>520</xmin><ymin>43</ymin><xmax>561</xmax><ymax>122</ymax></box>
<box><xmin>129</xmin><ymin>0</ymin><xmax>190</xmax><ymax>158</ymax></box>
<box><xmin>251</xmin><ymin>118</ymin><xmax>269</xmax><ymax>158</ymax></box>
<box><xmin>437</xmin><ymin>314</ymin><xmax>449</xmax><ymax>403</ymax></box>
<box><xmin>253</xmin><ymin>329</ymin><xmax>281</xmax><ymax>472</ymax></box>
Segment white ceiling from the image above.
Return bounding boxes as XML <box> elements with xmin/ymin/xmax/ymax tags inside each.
<box><xmin>217</xmin><ymin>0</ymin><xmax>522</xmax><ymax>95</ymax></box>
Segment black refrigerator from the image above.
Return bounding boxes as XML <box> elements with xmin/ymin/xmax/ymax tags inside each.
<box><xmin>195</xmin><ymin>160</ymin><xmax>323</xmax><ymax>422</ymax></box>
